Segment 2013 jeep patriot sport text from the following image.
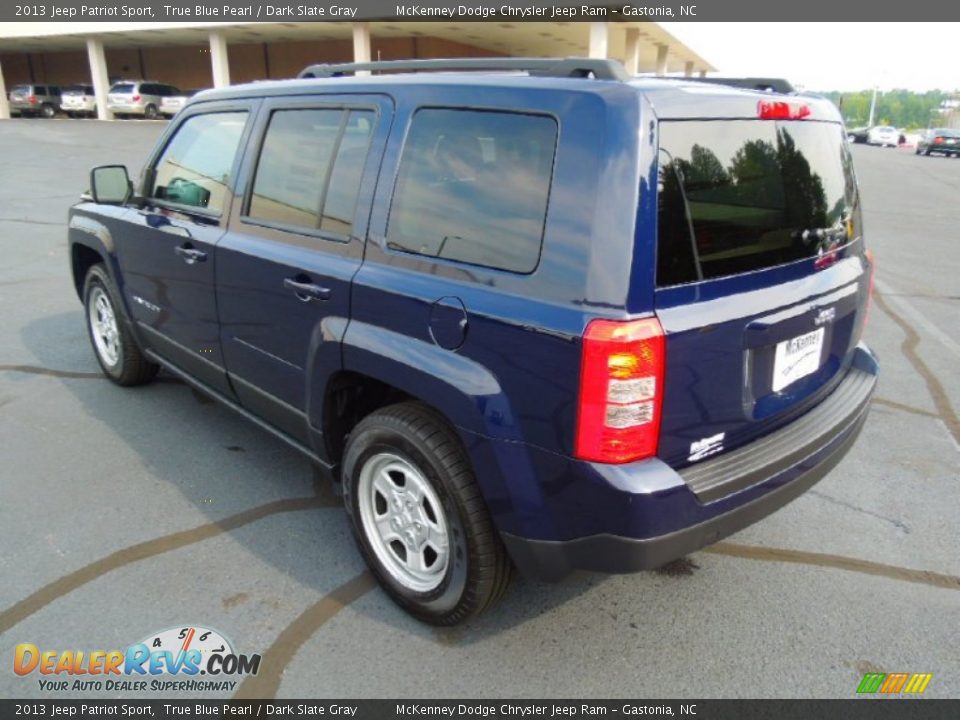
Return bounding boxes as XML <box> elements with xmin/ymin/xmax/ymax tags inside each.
<box><xmin>69</xmin><ymin>58</ymin><xmax>878</xmax><ymax>625</ymax></box>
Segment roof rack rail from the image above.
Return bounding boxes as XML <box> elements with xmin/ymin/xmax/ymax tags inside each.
<box><xmin>298</xmin><ymin>57</ymin><xmax>631</xmax><ymax>81</ymax></box>
<box><xmin>682</xmin><ymin>77</ymin><xmax>796</xmax><ymax>94</ymax></box>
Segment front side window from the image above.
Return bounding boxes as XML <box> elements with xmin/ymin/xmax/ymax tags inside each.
<box><xmin>151</xmin><ymin>112</ymin><xmax>247</xmax><ymax>213</ymax></box>
<box><xmin>386</xmin><ymin>108</ymin><xmax>557</xmax><ymax>274</ymax></box>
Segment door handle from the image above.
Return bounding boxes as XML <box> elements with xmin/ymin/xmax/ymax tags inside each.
<box><xmin>174</xmin><ymin>244</ymin><xmax>207</xmax><ymax>264</ymax></box>
<box><xmin>283</xmin><ymin>277</ymin><xmax>331</xmax><ymax>302</ymax></box>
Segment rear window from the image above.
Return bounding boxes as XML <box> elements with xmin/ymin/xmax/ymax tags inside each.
<box><xmin>110</xmin><ymin>84</ymin><xmax>135</xmax><ymax>94</ymax></box>
<box><xmin>657</xmin><ymin>120</ymin><xmax>858</xmax><ymax>286</ymax></box>
<box><xmin>11</xmin><ymin>85</ymin><xmax>31</xmax><ymax>94</ymax></box>
<box><xmin>386</xmin><ymin>108</ymin><xmax>557</xmax><ymax>274</ymax></box>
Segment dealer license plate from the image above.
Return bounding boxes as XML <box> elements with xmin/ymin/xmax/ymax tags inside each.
<box><xmin>772</xmin><ymin>328</ymin><xmax>825</xmax><ymax>392</ymax></box>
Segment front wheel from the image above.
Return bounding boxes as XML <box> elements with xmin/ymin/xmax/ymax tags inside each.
<box><xmin>343</xmin><ymin>403</ymin><xmax>512</xmax><ymax>625</ymax></box>
<box><xmin>83</xmin><ymin>264</ymin><xmax>159</xmax><ymax>386</ymax></box>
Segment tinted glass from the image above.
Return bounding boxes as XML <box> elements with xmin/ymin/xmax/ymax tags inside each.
<box><xmin>320</xmin><ymin>111</ymin><xmax>374</xmax><ymax>236</ymax></box>
<box><xmin>34</xmin><ymin>86</ymin><xmax>46</xmax><ymax>95</ymax></box>
<box><xmin>386</xmin><ymin>109</ymin><xmax>556</xmax><ymax>274</ymax></box>
<box><xmin>110</xmin><ymin>83</ymin><xmax>135</xmax><ymax>94</ymax></box>
<box><xmin>152</xmin><ymin>112</ymin><xmax>247</xmax><ymax>213</ymax></box>
<box><xmin>249</xmin><ymin>109</ymin><xmax>343</xmax><ymax>229</ymax></box>
<box><xmin>657</xmin><ymin>120</ymin><xmax>858</xmax><ymax>286</ymax></box>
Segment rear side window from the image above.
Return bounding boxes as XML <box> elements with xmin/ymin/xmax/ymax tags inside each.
<box><xmin>110</xmin><ymin>84</ymin><xmax>135</xmax><ymax>94</ymax></box>
<box><xmin>386</xmin><ymin>108</ymin><xmax>557</xmax><ymax>274</ymax></box>
<box><xmin>248</xmin><ymin>108</ymin><xmax>374</xmax><ymax>236</ymax></box>
<box><xmin>657</xmin><ymin>120</ymin><xmax>858</xmax><ymax>286</ymax></box>
<box><xmin>151</xmin><ymin>112</ymin><xmax>247</xmax><ymax>214</ymax></box>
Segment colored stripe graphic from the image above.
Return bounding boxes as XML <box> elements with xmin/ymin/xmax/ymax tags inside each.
<box><xmin>857</xmin><ymin>673</ymin><xmax>886</xmax><ymax>693</ymax></box>
<box><xmin>857</xmin><ymin>672</ymin><xmax>932</xmax><ymax>694</ymax></box>
<box><xmin>880</xmin><ymin>673</ymin><xmax>909</xmax><ymax>693</ymax></box>
<box><xmin>903</xmin><ymin>673</ymin><xmax>933</xmax><ymax>694</ymax></box>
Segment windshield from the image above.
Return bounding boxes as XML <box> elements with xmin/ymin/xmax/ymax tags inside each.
<box><xmin>657</xmin><ymin>120</ymin><xmax>858</xmax><ymax>286</ymax></box>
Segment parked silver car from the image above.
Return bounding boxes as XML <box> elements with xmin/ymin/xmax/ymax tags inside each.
<box><xmin>9</xmin><ymin>84</ymin><xmax>62</xmax><ymax>118</ymax></box>
<box><xmin>61</xmin><ymin>84</ymin><xmax>97</xmax><ymax>118</ymax></box>
<box><xmin>159</xmin><ymin>88</ymin><xmax>203</xmax><ymax>118</ymax></box>
<box><xmin>107</xmin><ymin>81</ymin><xmax>180</xmax><ymax>119</ymax></box>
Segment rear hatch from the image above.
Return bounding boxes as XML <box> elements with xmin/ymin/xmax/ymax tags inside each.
<box><xmin>9</xmin><ymin>85</ymin><xmax>30</xmax><ymax>104</ymax></box>
<box><xmin>652</xmin><ymin>108</ymin><xmax>871</xmax><ymax>469</ymax></box>
<box><xmin>108</xmin><ymin>83</ymin><xmax>136</xmax><ymax>105</ymax></box>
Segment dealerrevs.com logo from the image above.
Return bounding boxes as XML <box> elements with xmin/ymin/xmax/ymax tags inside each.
<box><xmin>14</xmin><ymin>626</ymin><xmax>261</xmax><ymax>693</ymax></box>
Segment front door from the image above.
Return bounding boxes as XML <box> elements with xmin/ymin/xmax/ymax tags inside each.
<box><xmin>117</xmin><ymin>102</ymin><xmax>256</xmax><ymax>395</ymax></box>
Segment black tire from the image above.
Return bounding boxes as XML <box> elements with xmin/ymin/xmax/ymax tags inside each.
<box><xmin>342</xmin><ymin>402</ymin><xmax>512</xmax><ymax>625</ymax></box>
<box><xmin>82</xmin><ymin>264</ymin><xmax>159</xmax><ymax>386</ymax></box>
<box><xmin>144</xmin><ymin>104</ymin><xmax>158</xmax><ymax>120</ymax></box>
<box><xmin>40</xmin><ymin>103</ymin><xmax>55</xmax><ymax>119</ymax></box>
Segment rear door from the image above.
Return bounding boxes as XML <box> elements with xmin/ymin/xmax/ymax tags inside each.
<box><xmin>117</xmin><ymin>102</ymin><xmax>255</xmax><ymax>395</ymax></box>
<box><xmin>216</xmin><ymin>95</ymin><xmax>393</xmax><ymax>444</ymax></box>
<box><xmin>654</xmin><ymin>118</ymin><xmax>871</xmax><ymax>468</ymax></box>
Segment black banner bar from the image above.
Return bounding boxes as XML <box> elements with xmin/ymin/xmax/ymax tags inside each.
<box><xmin>2</xmin><ymin>0</ymin><xmax>958</xmax><ymax>22</ymax></box>
<box><xmin>2</xmin><ymin>700</ymin><xmax>959</xmax><ymax>720</ymax></box>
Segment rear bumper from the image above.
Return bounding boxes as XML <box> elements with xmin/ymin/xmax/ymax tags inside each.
<box><xmin>497</xmin><ymin>344</ymin><xmax>878</xmax><ymax>580</ymax></box>
<box><xmin>107</xmin><ymin>103</ymin><xmax>146</xmax><ymax>115</ymax></box>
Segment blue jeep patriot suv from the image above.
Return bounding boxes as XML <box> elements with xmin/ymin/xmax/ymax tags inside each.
<box><xmin>69</xmin><ymin>58</ymin><xmax>877</xmax><ymax>625</ymax></box>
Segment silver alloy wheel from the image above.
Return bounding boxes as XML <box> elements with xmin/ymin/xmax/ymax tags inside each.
<box><xmin>357</xmin><ymin>452</ymin><xmax>450</xmax><ymax>593</ymax></box>
<box><xmin>88</xmin><ymin>286</ymin><xmax>120</xmax><ymax>367</ymax></box>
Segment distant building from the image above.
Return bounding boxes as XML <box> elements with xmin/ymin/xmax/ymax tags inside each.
<box><xmin>0</xmin><ymin>21</ymin><xmax>714</xmax><ymax>119</ymax></box>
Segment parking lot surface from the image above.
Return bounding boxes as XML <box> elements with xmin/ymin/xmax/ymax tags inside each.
<box><xmin>0</xmin><ymin>120</ymin><xmax>957</xmax><ymax>699</ymax></box>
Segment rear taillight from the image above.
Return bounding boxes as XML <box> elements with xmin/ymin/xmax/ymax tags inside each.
<box><xmin>28</xmin><ymin>95</ymin><xmax>37</xmax><ymax>105</ymax></box>
<box><xmin>132</xmin><ymin>95</ymin><xmax>141</xmax><ymax>102</ymax></box>
<box><xmin>757</xmin><ymin>100</ymin><xmax>810</xmax><ymax>120</ymax></box>
<box><xmin>575</xmin><ymin>317</ymin><xmax>665</xmax><ymax>464</ymax></box>
<box><xmin>934</xmin><ymin>136</ymin><xmax>944</xmax><ymax>145</ymax></box>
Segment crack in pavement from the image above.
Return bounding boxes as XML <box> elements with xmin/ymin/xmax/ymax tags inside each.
<box><xmin>871</xmin><ymin>397</ymin><xmax>940</xmax><ymax>420</ymax></box>
<box><xmin>873</xmin><ymin>291</ymin><xmax>960</xmax><ymax>447</ymax></box>
<box><xmin>808</xmin><ymin>490</ymin><xmax>910</xmax><ymax>534</ymax></box>
<box><xmin>704</xmin><ymin>543</ymin><xmax>960</xmax><ymax>591</ymax></box>
<box><xmin>0</xmin><ymin>218</ymin><xmax>67</xmax><ymax>227</ymax></box>
<box><xmin>0</xmin><ymin>496</ymin><xmax>336</xmax><ymax>636</ymax></box>
<box><xmin>232</xmin><ymin>572</ymin><xmax>377</xmax><ymax>700</ymax></box>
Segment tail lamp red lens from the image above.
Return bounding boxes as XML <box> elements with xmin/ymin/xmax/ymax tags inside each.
<box><xmin>757</xmin><ymin>100</ymin><xmax>810</xmax><ymax>120</ymax></box>
<box><xmin>132</xmin><ymin>95</ymin><xmax>141</xmax><ymax>102</ymax></box>
<box><xmin>575</xmin><ymin>317</ymin><xmax>665</xmax><ymax>464</ymax></box>
<box><xmin>934</xmin><ymin>136</ymin><xmax>944</xmax><ymax>145</ymax></box>
<box><xmin>28</xmin><ymin>95</ymin><xmax>37</xmax><ymax>105</ymax></box>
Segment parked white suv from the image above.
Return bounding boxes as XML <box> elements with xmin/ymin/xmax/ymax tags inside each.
<box><xmin>107</xmin><ymin>81</ymin><xmax>180</xmax><ymax>120</ymax></box>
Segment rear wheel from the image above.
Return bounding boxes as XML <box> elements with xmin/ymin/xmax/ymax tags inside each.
<box><xmin>144</xmin><ymin>104</ymin><xmax>158</xmax><ymax>120</ymax></box>
<box><xmin>343</xmin><ymin>402</ymin><xmax>512</xmax><ymax>625</ymax></box>
<box><xmin>83</xmin><ymin>264</ymin><xmax>159</xmax><ymax>386</ymax></box>
<box><xmin>40</xmin><ymin>103</ymin><xmax>55</xmax><ymax>119</ymax></box>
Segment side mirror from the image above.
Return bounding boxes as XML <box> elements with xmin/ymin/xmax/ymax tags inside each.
<box><xmin>90</xmin><ymin>165</ymin><xmax>132</xmax><ymax>205</ymax></box>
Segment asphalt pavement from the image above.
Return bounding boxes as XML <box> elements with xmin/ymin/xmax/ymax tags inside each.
<box><xmin>0</xmin><ymin>120</ymin><xmax>957</xmax><ymax>699</ymax></box>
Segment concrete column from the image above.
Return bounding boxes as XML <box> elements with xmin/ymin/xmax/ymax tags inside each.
<box><xmin>684</xmin><ymin>61</ymin><xmax>694</xmax><ymax>77</ymax></box>
<box><xmin>352</xmin><ymin>22</ymin><xmax>372</xmax><ymax>75</ymax></box>
<box><xmin>623</xmin><ymin>28</ymin><xmax>641</xmax><ymax>75</ymax></box>
<box><xmin>655</xmin><ymin>44</ymin><xmax>669</xmax><ymax>76</ymax></box>
<box><xmin>86</xmin><ymin>37</ymin><xmax>113</xmax><ymax>121</ymax></box>
<box><xmin>209</xmin><ymin>31</ymin><xmax>230</xmax><ymax>88</ymax></box>
<box><xmin>588</xmin><ymin>22</ymin><xmax>609</xmax><ymax>59</ymax></box>
<box><xmin>699</xmin><ymin>69</ymin><xmax>707</xmax><ymax>78</ymax></box>
<box><xmin>0</xmin><ymin>59</ymin><xmax>10</xmax><ymax>120</ymax></box>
